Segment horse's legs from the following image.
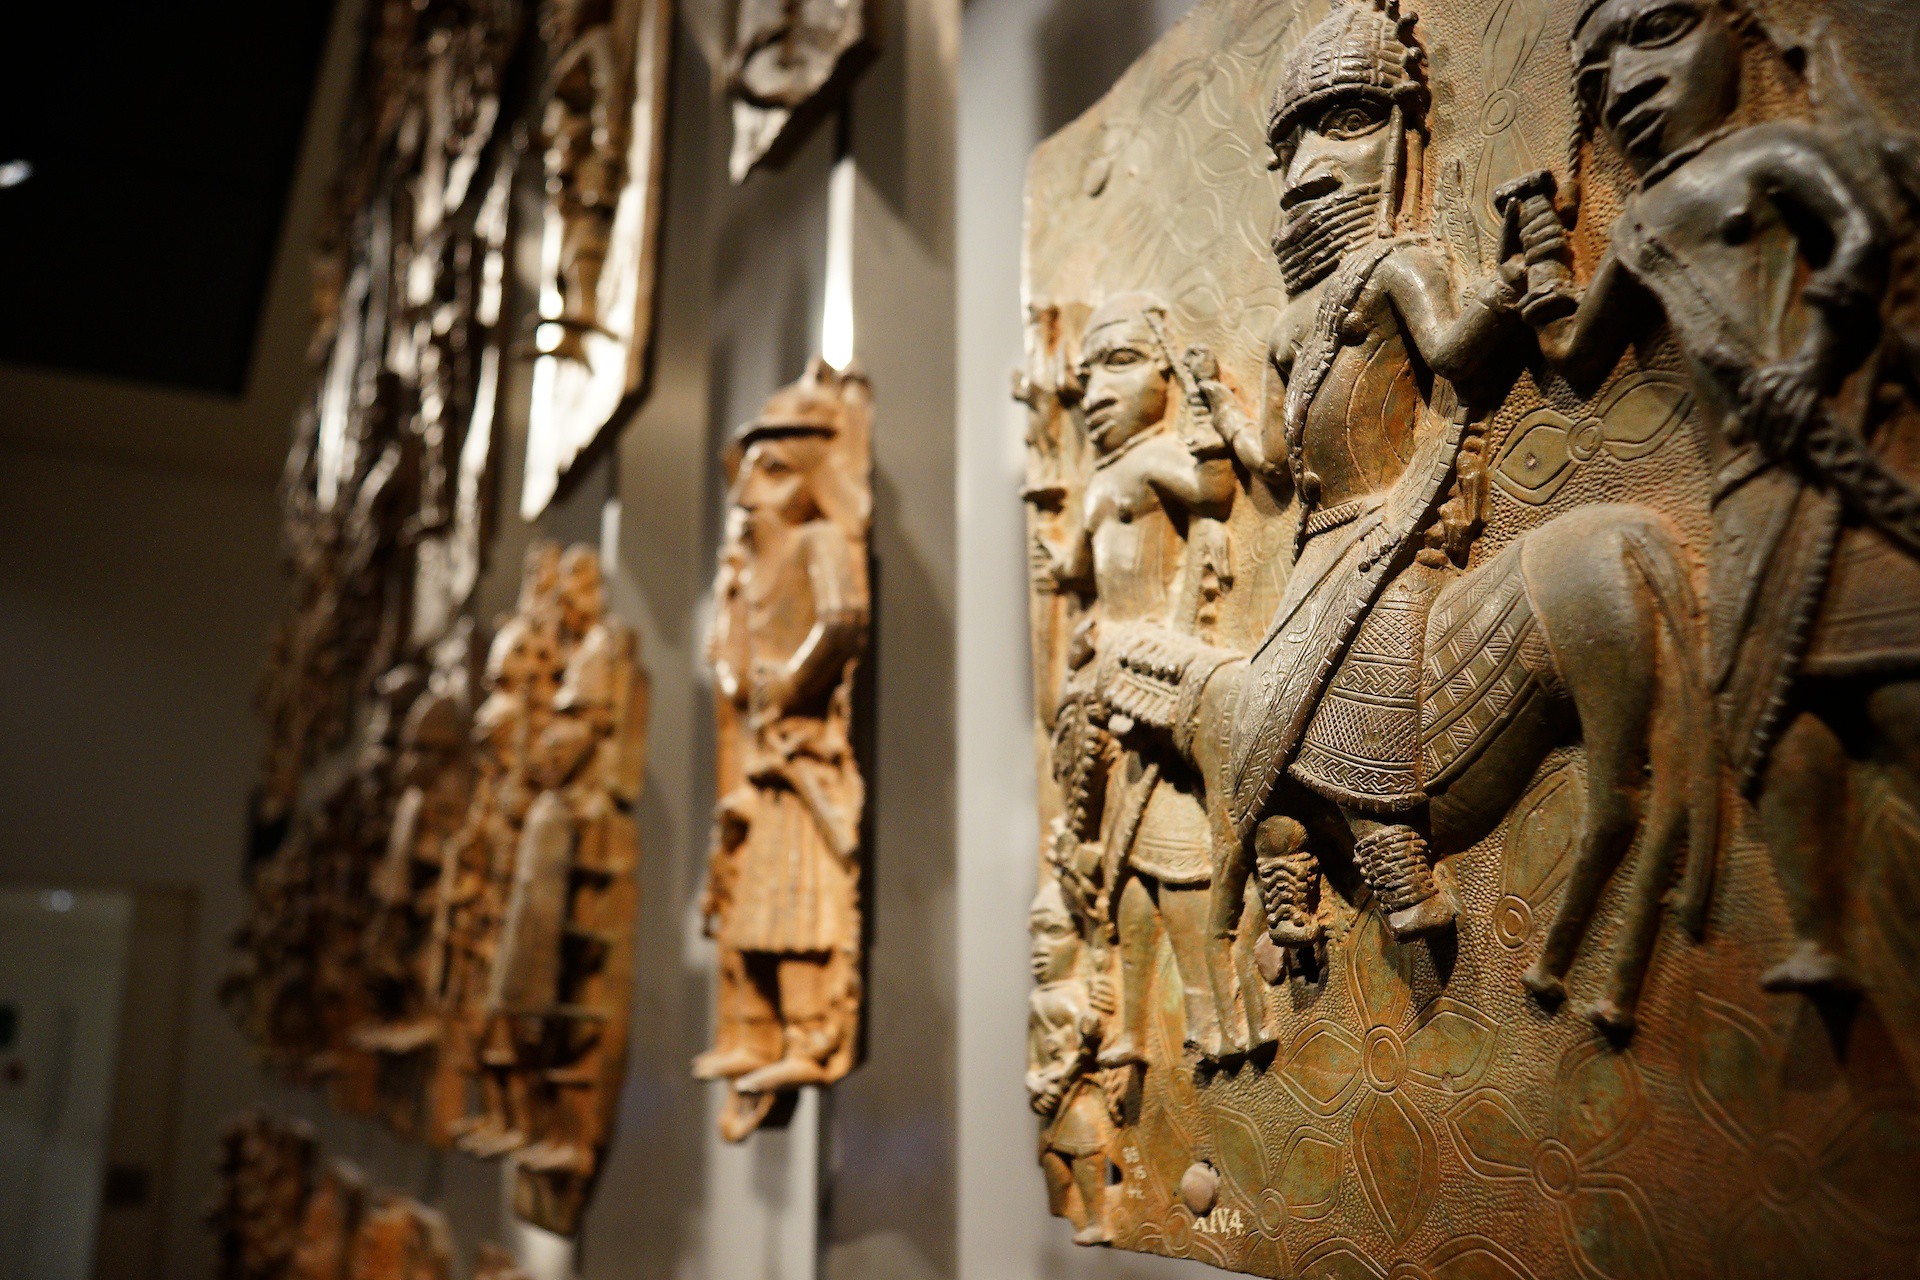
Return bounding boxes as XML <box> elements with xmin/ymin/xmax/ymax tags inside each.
<box><xmin>1160</xmin><ymin>880</ymin><xmax>1242</xmax><ymax>1058</ymax></box>
<box><xmin>1097</xmin><ymin>875</ymin><xmax>1155</xmax><ymax>1068</ymax></box>
<box><xmin>1588</xmin><ymin>547</ymin><xmax>1720</xmax><ymax>1035</ymax></box>
<box><xmin>1519</xmin><ymin>520</ymin><xmax>1659</xmax><ymax>1005</ymax></box>
<box><xmin>1757</xmin><ymin>706</ymin><xmax>1856</xmax><ymax>993</ymax></box>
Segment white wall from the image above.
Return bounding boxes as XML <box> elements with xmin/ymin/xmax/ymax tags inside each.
<box><xmin>0</xmin><ymin>449</ymin><xmax>285</xmax><ymax>1280</ymax></box>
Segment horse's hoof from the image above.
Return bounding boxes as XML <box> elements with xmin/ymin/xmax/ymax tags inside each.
<box><xmin>1522</xmin><ymin>967</ymin><xmax>1566</xmax><ymax>1006</ymax></box>
<box><xmin>1388</xmin><ymin>894</ymin><xmax>1457</xmax><ymax>941</ymax></box>
<box><xmin>1072</xmin><ymin>1223</ymin><xmax>1114</xmax><ymax>1247</ymax></box>
<box><xmin>1760</xmin><ymin>942</ymin><xmax>1859</xmax><ymax>996</ymax></box>
<box><xmin>1269</xmin><ymin>919</ymin><xmax>1324</xmax><ymax>947</ymax></box>
<box><xmin>1584</xmin><ymin>998</ymin><xmax>1636</xmax><ymax>1040</ymax></box>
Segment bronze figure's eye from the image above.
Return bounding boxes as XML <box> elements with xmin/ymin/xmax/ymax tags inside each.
<box><xmin>1319</xmin><ymin>102</ymin><xmax>1388</xmax><ymax>140</ymax></box>
<box><xmin>1575</xmin><ymin>65</ymin><xmax>1610</xmax><ymax>116</ymax></box>
<box><xmin>1630</xmin><ymin>4</ymin><xmax>1699</xmax><ymax>48</ymax></box>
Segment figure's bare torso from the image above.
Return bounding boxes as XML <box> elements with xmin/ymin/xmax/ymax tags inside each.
<box><xmin>1082</xmin><ymin>432</ymin><xmax>1209</xmax><ymax>623</ymax></box>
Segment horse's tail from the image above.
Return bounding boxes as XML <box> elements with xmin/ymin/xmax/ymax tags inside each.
<box><xmin>1620</xmin><ymin>522</ymin><xmax>1721</xmax><ymax>938</ymax></box>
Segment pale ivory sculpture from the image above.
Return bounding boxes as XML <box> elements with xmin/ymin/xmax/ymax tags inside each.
<box><xmin>694</xmin><ymin>359</ymin><xmax>873</xmax><ymax>1140</ymax></box>
<box><xmin>519</xmin><ymin>0</ymin><xmax>674</xmax><ymax>518</ymax></box>
<box><xmin>1021</xmin><ymin>0</ymin><xmax>1920</xmax><ymax>1270</ymax></box>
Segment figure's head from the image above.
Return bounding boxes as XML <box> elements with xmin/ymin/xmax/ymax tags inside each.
<box><xmin>557</xmin><ymin>546</ymin><xmax>604</xmax><ymax>635</ymax></box>
<box><xmin>1573</xmin><ymin>0</ymin><xmax>1740</xmax><ymax>173</ymax></box>
<box><xmin>736</xmin><ymin>431</ymin><xmax>830</xmax><ymax>536</ymax></box>
<box><xmin>1029</xmin><ymin>876</ymin><xmax>1080</xmax><ymax>984</ymax></box>
<box><xmin>485</xmin><ymin>615</ymin><xmax>556</xmax><ymax>693</ymax></box>
<box><xmin>733</xmin><ymin>367</ymin><xmax>849</xmax><ymax>536</ymax></box>
<box><xmin>1076</xmin><ymin>294</ymin><xmax>1176</xmax><ymax>455</ymax></box>
<box><xmin>530</xmin><ymin>718</ymin><xmax>595</xmax><ymax>790</ymax></box>
<box><xmin>1266</xmin><ymin>0</ymin><xmax>1427</xmax><ymax>291</ymax></box>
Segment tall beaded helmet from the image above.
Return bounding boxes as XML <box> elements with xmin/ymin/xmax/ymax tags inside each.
<box><xmin>1266</xmin><ymin>0</ymin><xmax>1429</xmax><ymax>158</ymax></box>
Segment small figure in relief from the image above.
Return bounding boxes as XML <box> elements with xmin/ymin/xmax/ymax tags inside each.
<box><xmin>538</xmin><ymin>0</ymin><xmax>624</xmax><ymax>361</ymax></box>
<box><xmin>1037</xmin><ymin>292</ymin><xmax>1248</xmax><ymax>1063</ymax></box>
<box><xmin>694</xmin><ymin>360</ymin><xmax>871</xmax><ymax>1139</ymax></box>
<box><xmin>1518</xmin><ymin>0</ymin><xmax>1920</xmax><ymax>995</ymax></box>
<box><xmin>1027</xmin><ymin>875</ymin><xmax>1115</xmax><ymax>1246</ymax></box>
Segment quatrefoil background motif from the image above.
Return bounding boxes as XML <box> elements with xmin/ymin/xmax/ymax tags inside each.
<box><xmin>1492</xmin><ymin>372</ymin><xmax>1692</xmax><ymax>506</ymax></box>
<box><xmin>1279</xmin><ymin>908</ymin><xmax>1498</xmax><ymax>1244</ymax></box>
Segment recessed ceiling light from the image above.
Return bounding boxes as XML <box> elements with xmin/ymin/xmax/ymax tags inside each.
<box><xmin>0</xmin><ymin>161</ymin><xmax>33</xmax><ymax>189</ymax></box>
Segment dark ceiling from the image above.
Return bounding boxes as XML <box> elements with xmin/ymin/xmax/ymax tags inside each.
<box><xmin>0</xmin><ymin>2</ymin><xmax>338</xmax><ymax>396</ymax></box>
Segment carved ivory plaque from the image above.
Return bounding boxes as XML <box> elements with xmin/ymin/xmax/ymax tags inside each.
<box><xmin>694</xmin><ymin>359</ymin><xmax>872</xmax><ymax>1139</ymax></box>
<box><xmin>726</xmin><ymin>0</ymin><xmax>876</xmax><ymax>182</ymax></box>
<box><xmin>1020</xmin><ymin>0</ymin><xmax>1920</xmax><ymax>1272</ymax></box>
<box><xmin>519</xmin><ymin>0</ymin><xmax>674</xmax><ymax>519</ymax></box>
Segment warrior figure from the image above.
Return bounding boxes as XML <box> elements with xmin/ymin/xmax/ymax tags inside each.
<box><xmin>694</xmin><ymin>361</ymin><xmax>870</xmax><ymax>1139</ymax></box>
<box><xmin>1027</xmin><ymin>875</ymin><xmax>1116</xmax><ymax>1247</ymax></box>
<box><xmin>1518</xmin><ymin>0</ymin><xmax>1920</xmax><ymax>995</ymax></box>
<box><xmin>1037</xmin><ymin>293</ymin><xmax>1246</xmax><ymax>1064</ymax></box>
<box><xmin>538</xmin><ymin>0</ymin><xmax>624</xmax><ymax>361</ymax></box>
<box><xmin>437</xmin><ymin>547</ymin><xmax>563</xmax><ymax>1156</ymax></box>
<box><xmin>1206</xmin><ymin>0</ymin><xmax>1524</xmax><ymax>948</ymax></box>
<box><xmin>488</xmin><ymin>547</ymin><xmax>644</xmax><ymax>1232</ymax></box>
<box><xmin>1104</xmin><ymin>0</ymin><xmax>1716</xmax><ymax>1036</ymax></box>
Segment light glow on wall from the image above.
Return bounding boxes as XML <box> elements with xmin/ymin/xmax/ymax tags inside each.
<box><xmin>822</xmin><ymin>156</ymin><xmax>856</xmax><ymax>371</ymax></box>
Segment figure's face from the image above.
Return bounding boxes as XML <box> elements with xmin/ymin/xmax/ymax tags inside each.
<box><xmin>1029</xmin><ymin>909</ymin><xmax>1078</xmax><ymax>984</ymax></box>
<box><xmin>558</xmin><ymin>552</ymin><xmax>603</xmax><ymax>630</ymax></box>
<box><xmin>1078</xmin><ymin>310</ymin><xmax>1171</xmax><ymax>453</ymax></box>
<box><xmin>1574</xmin><ymin>0</ymin><xmax>1738</xmax><ymax>173</ymax></box>
<box><xmin>1278</xmin><ymin>94</ymin><xmax>1396</xmax><ymax>220</ymax></box>
<box><xmin>737</xmin><ymin>436</ymin><xmax>823</xmax><ymax>534</ymax></box>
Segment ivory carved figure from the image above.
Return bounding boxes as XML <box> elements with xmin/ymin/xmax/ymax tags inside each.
<box><xmin>1021</xmin><ymin>0</ymin><xmax>1920</xmax><ymax>1271</ymax></box>
<box><xmin>695</xmin><ymin>359</ymin><xmax>871</xmax><ymax>1140</ymax></box>
<box><xmin>726</xmin><ymin>0</ymin><xmax>876</xmax><ymax>181</ymax></box>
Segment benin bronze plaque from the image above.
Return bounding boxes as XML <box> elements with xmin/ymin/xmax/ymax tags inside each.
<box><xmin>694</xmin><ymin>359</ymin><xmax>873</xmax><ymax>1139</ymax></box>
<box><xmin>1020</xmin><ymin>0</ymin><xmax>1920</xmax><ymax>1271</ymax></box>
<box><xmin>519</xmin><ymin>0</ymin><xmax>675</xmax><ymax>518</ymax></box>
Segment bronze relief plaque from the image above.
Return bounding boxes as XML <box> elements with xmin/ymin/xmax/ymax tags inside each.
<box><xmin>1020</xmin><ymin>0</ymin><xmax>1920</xmax><ymax>1273</ymax></box>
<box><xmin>694</xmin><ymin>359</ymin><xmax>873</xmax><ymax>1139</ymax></box>
<box><xmin>520</xmin><ymin>0</ymin><xmax>676</xmax><ymax>518</ymax></box>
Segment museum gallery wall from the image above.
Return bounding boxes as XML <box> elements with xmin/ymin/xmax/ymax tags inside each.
<box><xmin>1018</xmin><ymin>0</ymin><xmax>1920</xmax><ymax>1273</ymax></box>
<box><xmin>225</xmin><ymin>0</ymin><xmax>883</xmax><ymax>1253</ymax></box>
<box><xmin>213</xmin><ymin>0</ymin><xmax>1920</xmax><ymax>1274</ymax></box>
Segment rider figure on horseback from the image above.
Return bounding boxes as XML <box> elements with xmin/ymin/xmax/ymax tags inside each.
<box><xmin>1198</xmin><ymin>0</ymin><xmax>1529</xmax><ymax>944</ymax></box>
<box><xmin>1515</xmin><ymin>0</ymin><xmax>1920</xmax><ymax>996</ymax></box>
